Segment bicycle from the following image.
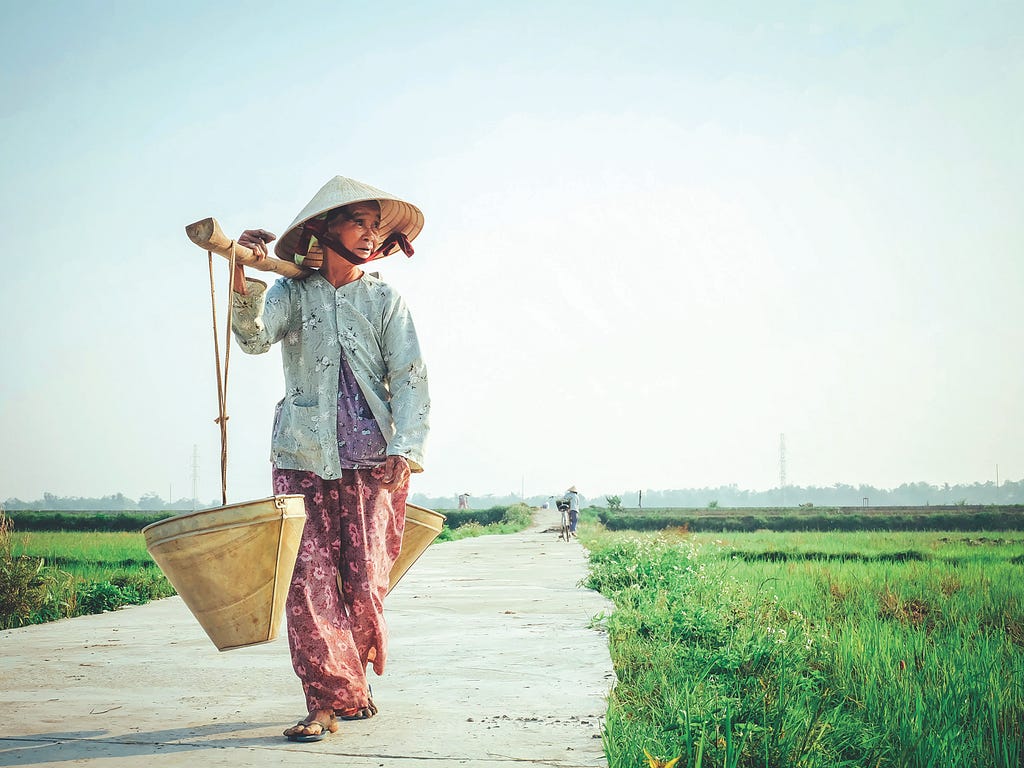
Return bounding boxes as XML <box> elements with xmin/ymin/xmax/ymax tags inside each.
<box><xmin>556</xmin><ymin>500</ymin><xmax>571</xmax><ymax>542</ymax></box>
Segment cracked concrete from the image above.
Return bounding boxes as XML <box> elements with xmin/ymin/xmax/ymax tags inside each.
<box><xmin>0</xmin><ymin>506</ymin><xmax>615</xmax><ymax>767</ymax></box>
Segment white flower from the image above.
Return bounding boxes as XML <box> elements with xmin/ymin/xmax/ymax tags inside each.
<box><xmin>339</xmin><ymin>327</ymin><xmax>359</xmax><ymax>349</ymax></box>
<box><xmin>406</xmin><ymin>364</ymin><xmax>426</xmax><ymax>385</ymax></box>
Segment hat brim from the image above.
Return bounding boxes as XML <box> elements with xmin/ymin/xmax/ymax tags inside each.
<box><xmin>274</xmin><ymin>176</ymin><xmax>424</xmax><ymax>263</ymax></box>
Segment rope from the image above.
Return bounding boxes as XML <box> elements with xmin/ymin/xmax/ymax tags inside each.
<box><xmin>207</xmin><ymin>243</ymin><xmax>237</xmax><ymax>506</ymax></box>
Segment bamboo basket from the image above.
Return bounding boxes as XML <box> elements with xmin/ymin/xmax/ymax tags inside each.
<box><xmin>145</xmin><ymin>498</ymin><xmax>444</xmax><ymax>651</ymax></box>
<box><xmin>388</xmin><ymin>503</ymin><xmax>446</xmax><ymax>592</ymax></box>
<box><xmin>143</xmin><ymin>495</ymin><xmax>306</xmax><ymax>652</ymax></box>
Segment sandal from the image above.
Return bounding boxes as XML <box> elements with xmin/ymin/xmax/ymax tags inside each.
<box><xmin>284</xmin><ymin>716</ymin><xmax>337</xmax><ymax>742</ymax></box>
<box><xmin>336</xmin><ymin>697</ymin><xmax>377</xmax><ymax>720</ymax></box>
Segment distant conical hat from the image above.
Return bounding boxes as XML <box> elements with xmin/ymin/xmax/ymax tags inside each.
<box><xmin>274</xmin><ymin>176</ymin><xmax>424</xmax><ymax>263</ymax></box>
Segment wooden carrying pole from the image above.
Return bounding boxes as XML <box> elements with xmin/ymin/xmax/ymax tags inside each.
<box><xmin>185</xmin><ymin>217</ymin><xmax>311</xmax><ymax>279</ymax></box>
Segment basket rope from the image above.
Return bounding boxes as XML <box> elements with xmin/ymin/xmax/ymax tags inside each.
<box><xmin>207</xmin><ymin>243</ymin><xmax>237</xmax><ymax>506</ymax></box>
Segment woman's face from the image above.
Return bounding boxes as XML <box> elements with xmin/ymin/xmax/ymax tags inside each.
<box><xmin>326</xmin><ymin>202</ymin><xmax>381</xmax><ymax>259</ymax></box>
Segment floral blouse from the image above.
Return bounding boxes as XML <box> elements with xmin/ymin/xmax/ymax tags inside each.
<box><xmin>231</xmin><ymin>271</ymin><xmax>430</xmax><ymax>478</ymax></box>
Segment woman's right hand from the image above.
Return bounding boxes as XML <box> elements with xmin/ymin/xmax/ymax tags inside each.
<box><xmin>233</xmin><ymin>229</ymin><xmax>277</xmax><ymax>294</ymax></box>
<box><xmin>238</xmin><ymin>228</ymin><xmax>277</xmax><ymax>258</ymax></box>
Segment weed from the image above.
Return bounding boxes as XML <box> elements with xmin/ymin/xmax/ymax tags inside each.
<box><xmin>0</xmin><ymin>511</ymin><xmax>74</xmax><ymax>629</ymax></box>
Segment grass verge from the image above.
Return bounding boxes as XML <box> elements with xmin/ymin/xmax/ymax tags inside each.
<box><xmin>581</xmin><ymin>525</ymin><xmax>1024</xmax><ymax>768</ymax></box>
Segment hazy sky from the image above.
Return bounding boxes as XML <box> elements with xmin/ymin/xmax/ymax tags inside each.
<box><xmin>1</xmin><ymin>1</ymin><xmax>1021</xmax><ymax>505</ymax></box>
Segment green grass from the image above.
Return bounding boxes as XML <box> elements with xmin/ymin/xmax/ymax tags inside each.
<box><xmin>717</xmin><ymin>529</ymin><xmax>1024</xmax><ymax>564</ymax></box>
<box><xmin>582</xmin><ymin>526</ymin><xmax>1024</xmax><ymax>768</ymax></box>
<box><xmin>12</xmin><ymin>530</ymin><xmax>153</xmax><ymax>564</ymax></box>
<box><xmin>10</xmin><ymin>530</ymin><xmax>163</xmax><ymax>587</ymax></box>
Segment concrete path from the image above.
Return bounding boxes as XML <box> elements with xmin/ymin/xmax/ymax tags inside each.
<box><xmin>0</xmin><ymin>507</ymin><xmax>615</xmax><ymax>767</ymax></box>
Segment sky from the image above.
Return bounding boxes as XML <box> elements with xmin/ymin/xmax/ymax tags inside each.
<box><xmin>1</xmin><ymin>0</ymin><xmax>1021</xmax><ymax>506</ymax></box>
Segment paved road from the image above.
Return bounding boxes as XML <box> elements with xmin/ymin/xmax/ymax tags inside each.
<box><xmin>0</xmin><ymin>506</ymin><xmax>615</xmax><ymax>767</ymax></box>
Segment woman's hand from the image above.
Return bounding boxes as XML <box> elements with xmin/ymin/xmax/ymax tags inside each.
<box><xmin>377</xmin><ymin>455</ymin><xmax>411</xmax><ymax>491</ymax></box>
<box><xmin>238</xmin><ymin>228</ymin><xmax>276</xmax><ymax>257</ymax></box>
<box><xmin>232</xmin><ymin>229</ymin><xmax>277</xmax><ymax>294</ymax></box>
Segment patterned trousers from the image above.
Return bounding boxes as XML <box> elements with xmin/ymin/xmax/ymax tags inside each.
<box><xmin>272</xmin><ymin>467</ymin><xmax>407</xmax><ymax>712</ymax></box>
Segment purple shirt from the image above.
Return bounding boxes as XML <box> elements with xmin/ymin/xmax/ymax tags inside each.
<box><xmin>337</xmin><ymin>354</ymin><xmax>387</xmax><ymax>468</ymax></box>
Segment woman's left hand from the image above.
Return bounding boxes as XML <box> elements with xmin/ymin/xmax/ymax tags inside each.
<box><xmin>378</xmin><ymin>455</ymin><xmax>410</xmax><ymax>491</ymax></box>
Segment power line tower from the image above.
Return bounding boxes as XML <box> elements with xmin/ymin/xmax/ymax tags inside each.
<box><xmin>191</xmin><ymin>444</ymin><xmax>200</xmax><ymax>511</ymax></box>
<box><xmin>779</xmin><ymin>433</ymin><xmax>787</xmax><ymax>506</ymax></box>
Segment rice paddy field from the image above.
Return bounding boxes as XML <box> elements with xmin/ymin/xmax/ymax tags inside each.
<box><xmin>11</xmin><ymin>530</ymin><xmax>154</xmax><ymax>578</ymax></box>
<box><xmin>581</xmin><ymin>526</ymin><xmax>1024</xmax><ymax>768</ymax></box>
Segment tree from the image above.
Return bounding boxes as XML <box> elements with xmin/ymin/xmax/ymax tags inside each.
<box><xmin>138</xmin><ymin>492</ymin><xmax>166</xmax><ymax>511</ymax></box>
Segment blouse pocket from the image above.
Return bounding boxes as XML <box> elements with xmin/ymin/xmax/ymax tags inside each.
<box><xmin>272</xmin><ymin>396</ymin><xmax>323</xmax><ymax>463</ymax></box>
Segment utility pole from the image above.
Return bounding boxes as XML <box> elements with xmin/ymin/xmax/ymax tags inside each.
<box><xmin>191</xmin><ymin>444</ymin><xmax>200</xmax><ymax>511</ymax></box>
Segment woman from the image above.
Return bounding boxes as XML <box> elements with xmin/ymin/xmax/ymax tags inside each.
<box><xmin>564</xmin><ymin>486</ymin><xmax>580</xmax><ymax>536</ymax></box>
<box><xmin>231</xmin><ymin>176</ymin><xmax>430</xmax><ymax>742</ymax></box>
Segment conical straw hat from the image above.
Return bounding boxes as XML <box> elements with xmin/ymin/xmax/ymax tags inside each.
<box><xmin>274</xmin><ymin>176</ymin><xmax>424</xmax><ymax>263</ymax></box>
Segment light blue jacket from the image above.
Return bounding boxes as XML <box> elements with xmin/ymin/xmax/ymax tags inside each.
<box><xmin>231</xmin><ymin>272</ymin><xmax>430</xmax><ymax>477</ymax></box>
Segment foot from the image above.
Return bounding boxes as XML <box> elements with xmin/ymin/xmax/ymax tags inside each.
<box><xmin>284</xmin><ymin>710</ymin><xmax>338</xmax><ymax>741</ymax></box>
<box><xmin>336</xmin><ymin>697</ymin><xmax>378</xmax><ymax>720</ymax></box>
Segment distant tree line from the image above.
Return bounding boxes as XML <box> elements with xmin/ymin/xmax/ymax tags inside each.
<box><xmin>1</xmin><ymin>492</ymin><xmax>216</xmax><ymax>512</ymax></box>
<box><xmin>4</xmin><ymin>478</ymin><xmax>1021</xmax><ymax>512</ymax></box>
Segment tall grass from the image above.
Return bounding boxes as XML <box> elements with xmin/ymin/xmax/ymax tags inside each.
<box><xmin>583</xmin><ymin>527</ymin><xmax>1024</xmax><ymax>768</ymax></box>
<box><xmin>0</xmin><ymin>512</ymin><xmax>76</xmax><ymax>628</ymax></box>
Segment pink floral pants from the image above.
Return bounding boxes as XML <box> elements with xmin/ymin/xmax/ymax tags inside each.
<box><xmin>272</xmin><ymin>467</ymin><xmax>407</xmax><ymax>713</ymax></box>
